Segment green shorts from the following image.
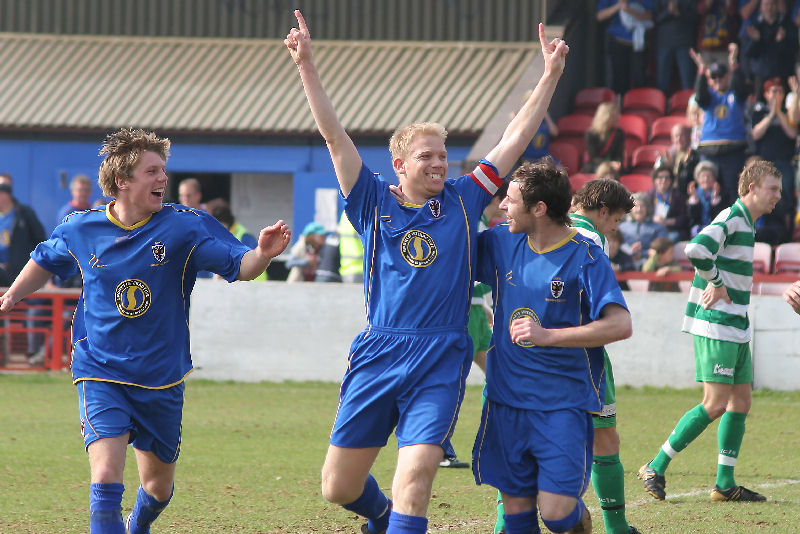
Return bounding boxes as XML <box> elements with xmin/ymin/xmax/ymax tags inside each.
<box><xmin>693</xmin><ymin>335</ymin><xmax>753</xmax><ymax>384</ymax></box>
<box><xmin>592</xmin><ymin>350</ymin><xmax>617</xmax><ymax>429</ymax></box>
<box><xmin>468</xmin><ymin>304</ymin><xmax>492</xmax><ymax>357</ymax></box>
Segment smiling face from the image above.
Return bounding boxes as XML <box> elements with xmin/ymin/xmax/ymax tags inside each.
<box><xmin>115</xmin><ymin>150</ymin><xmax>168</xmax><ymax>221</ymax></box>
<box><xmin>499</xmin><ymin>180</ymin><xmax>536</xmax><ymax>234</ymax></box>
<box><xmin>653</xmin><ymin>169</ymin><xmax>673</xmax><ymax>195</ymax></box>
<box><xmin>394</xmin><ymin>133</ymin><xmax>448</xmax><ymax>203</ymax></box>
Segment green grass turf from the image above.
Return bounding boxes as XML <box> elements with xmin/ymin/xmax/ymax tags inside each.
<box><xmin>0</xmin><ymin>373</ymin><xmax>798</xmax><ymax>533</ymax></box>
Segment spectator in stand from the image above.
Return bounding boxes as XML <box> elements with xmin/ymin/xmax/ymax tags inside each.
<box><xmin>0</xmin><ymin>178</ymin><xmax>46</xmax><ymax>282</ymax></box>
<box><xmin>337</xmin><ymin>212</ymin><xmax>363</xmax><ymax>284</ymax></box>
<box><xmin>597</xmin><ymin>0</ymin><xmax>655</xmax><ymax>95</ymax></box>
<box><xmin>595</xmin><ymin>161</ymin><xmax>623</xmax><ymax>181</ymax></box>
<box><xmin>56</xmin><ymin>174</ymin><xmax>93</xmax><ymax>224</ymax></box>
<box><xmin>286</xmin><ymin>221</ymin><xmax>326</xmax><ymax>283</ymax></box>
<box><xmin>654</xmin><ymin>0</ymin><xmax>699</xmax><ymax>95</ymax></box>
<box><xmin>690</xmin><ymin>45</ymin><xmax>749</xmax><ymax>204</ymax></box>
<box><xmin>584</xmin><ymin>102</ymin><xmax>626</xmax><ymax>173</ymax></box>
<box><xmin>646</xmin><ymin>165</ymin><xmax>690</xmax><ymax>241</ymax></box>
<box><xmin>608</xmin><ymin>230</ymin><xmax>636</xmax><ymax>290</ymax></box>
<box><xmin>209</xmin><ymin>203</ymin><xmax>267</xmax><ymax>281</ymax></box>
<box><xmin>517</xmin><ymin>90</ymin><xmax>559</xmax><ymax>164</ymax></box>
<box><xmin>741</xmin><ymin>0</ymin><xmax>798</xmax><ymax>94</ymax></box>
<box><xmin>177</xmin><ymin>177</ymin><xmax>206</xmax><ymax>211</ymax></box>
<box><xmin>642</xmin><ymin>236</ymin><xmax>683</xmax><ymax>291</ymax></box>
<box><xmin>619</xmin><ymin>192</ymin><xmax>670</xmax><ymax>268</ymax></box>
<box><xmin>751</xmin><ymin>77</ymin><xmax>796</xmax><ymax>243</ymax></box>
<box><xmin>662</xmin><ymin>123</ymin><xmax>701</xmax><ymax>194</ymax></box>
<box><xmin>687</xmin><ymin>160</ymin><xmax>726</xmax><ymax>236</ymax></box>
<box><xmin>696</xmin><ymin>0</ymin><xmax>741</xmax><ymax>65</ymax></box>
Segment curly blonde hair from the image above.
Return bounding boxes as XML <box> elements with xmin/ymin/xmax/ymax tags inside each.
<box><xmin>98</xmin><ymin>128</ymin><xmax>171</xmax><ymax>197</ymax></box>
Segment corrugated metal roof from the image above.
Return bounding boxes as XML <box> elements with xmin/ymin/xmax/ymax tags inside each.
<box><xmin>0</xmin><ymin>33</ymin><xmax>539</xmax><ymax>136</ymax></box>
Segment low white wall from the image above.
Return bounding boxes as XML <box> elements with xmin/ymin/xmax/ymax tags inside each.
<box><xmin>189</xmin><ymin>281</ymin><xmax>800</xmax><ymax>390</ymax></box>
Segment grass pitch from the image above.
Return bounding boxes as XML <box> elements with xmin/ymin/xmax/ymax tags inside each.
<box><xmin>0</xmin><ymin>373</ymin><xmax>798</xmax><ymax>533</ymax></box>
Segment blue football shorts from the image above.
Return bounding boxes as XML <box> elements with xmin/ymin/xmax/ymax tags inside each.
<box><xmin>473</xmin><ymin>400</ymin><xmax>593</xmax><ymax>498</ymax></box>
<box><xmin>330</xmin><ymin>325</ymin><xmax>473</xmax><ymax>454</ymax></box>
<box><xmin>77</xmin><ymin>379</ymin><xmax>185</xmax><ymax>464</ymax></box>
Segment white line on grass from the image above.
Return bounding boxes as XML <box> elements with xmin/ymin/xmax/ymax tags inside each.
<box><xmin>617</xmin><ymin>479</ymin><xmax>800</xmax><ymax>509</ymax></box>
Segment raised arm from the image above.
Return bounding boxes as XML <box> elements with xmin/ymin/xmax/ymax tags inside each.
<box><xmin>484</xmin><ymin>24</ymin><xmax>569</xmax><ymax>177</ymax></box>
<box><xmin>237</xmin><ymin>220</ymin><xmax>291</xmax><ymax>281</ymax></box>
<box><xmin>0</xmin><ymin>259</ymin><xmax>55</xmax><ymax>315</ymax></box>
<box><xmin>286</xmin><ymin>10</ymin><xmax>362</xmax><ymax>197</ymax></box>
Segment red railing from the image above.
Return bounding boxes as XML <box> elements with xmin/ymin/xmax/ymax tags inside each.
<box><xmin>0</xmin><ymin>289</ymin><xmax>81</xmax><ymax>371</ymax></box>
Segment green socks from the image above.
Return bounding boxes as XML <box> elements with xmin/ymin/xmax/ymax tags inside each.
<box><xmin>494</xmin><ymin>490</ymin><xmax>505</xmax><ymax>534</ymax></box>
<box><xmin>592</xmin><ymin>453</ymin><xmax>629</xmax><ymax>534</ymax></box>
<box><xmin>650</xmin><ymin>404</ymin><xmax>712</xmax><ymax>474</ymax></box>
<box><xmin>716</xmin><ymin>411</ymin><xmax>747</xmax><ymax>489</ymax></box>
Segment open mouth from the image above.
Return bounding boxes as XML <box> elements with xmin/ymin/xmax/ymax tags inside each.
<box><xmin>152</xmin><ymin>188</ymin><xmax>165</xmax><ymax>198</ymax></box>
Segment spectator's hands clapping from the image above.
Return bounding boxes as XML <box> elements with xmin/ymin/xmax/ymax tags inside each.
<box><xmin>689</xmin><ymin>48</ymin><xmax>706</xmax><ymax>76</ymax></box>
<box><xmin>745</xmin><ymin>25</ymin><xmax>760</xmax><ymax>42</ymax></box>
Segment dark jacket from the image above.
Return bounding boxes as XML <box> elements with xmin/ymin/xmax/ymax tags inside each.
<box><xmin>644</xmin><ymin>187</ymin><xmax>690</xmax><ymax>240</ymax></box>
<box><xmin>7</xmin><ymin>200</ymin><xmax>46</xmax><ymax>280</ymax></box>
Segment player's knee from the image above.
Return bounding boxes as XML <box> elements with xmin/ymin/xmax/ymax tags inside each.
<box><xmin>702</xmin><ymin>400</ymin><xmax>727</xmax><ymax>420</ymax></box>
<box><xmin>141</xmin><ymin>480</ymin><xmax>173</xmax><ymax>503</ymax></box>
<box><xmin>540</xmin><ymin>499</ymin><xmax>586</xmax><ymax>533</ymax></box>
<box><xmin>320</xmin><ymin>473</ymin><xmax>360</xmax><ymax>505</ymax></box>
<box><xmin>592</xmin><ymin>427</ymin><xmax>620</xmax><ymax>455</ymax></box>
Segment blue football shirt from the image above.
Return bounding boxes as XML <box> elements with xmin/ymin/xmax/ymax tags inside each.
<box><xmin>344</xmin><ymin>161</ymin><xmax>502</xmax><ymax>330</ymax></box>
<box><xmin>477</xmin><ymin>226</ymin><xmax>628</xmax><ymax>412</ymax></box>
<box><xmin>31</xmin><ymin>202</ymin><xmax>250</xmax><ymax>388</ymax></box>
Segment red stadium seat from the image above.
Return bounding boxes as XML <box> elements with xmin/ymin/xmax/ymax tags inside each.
<box><xmin>630</xmin><ymin>144</ymin><xmax>667</xmax><ymax>175</ymax></box>
<box><xmin>773</xmin><ymin>243</ymin><xmax>800</xmax><ymax>273</ymax></box>
<box><xmin>753</xmin><ymin>242</ymin><xmax>773</xmax><ymax>274</ymax></box>
<box><xmin>650</xmin><ymin>116</ymin><xmax>690</xmax><ymax>146</ymax></box>
<box><xmin>556</xmin><ymin>114</ymin><xmax>593</xmax><ymax>159</ymax></box>
<box><xmin>618</xmin><ymin>114</ymin><xmax>648</xmax><ymax>144</ymax></box>
<box><xmin>668</xmin><ymin>88</ymin><xmax>695</xmax><ymax>116</ymax></box>
<box><xmin>573</xmin><ymin>87</ymin><xmax>617</xmax><ymax>116</ymax></box>
<box><xmin>569</xmin><ymin>173</ymin><xmax>595</xmax><ymax>192</ymax></box>
<box><xmin>549</xmin><ymin>141</ymin><xmax>580</xmax><ymax>175</ymax></box>
<box><xmin>622</xmin><ymin>87</ymin><xmax>667</xmax><ymax>128</ymax></box>
<box><xmin>620</xmin><ymin>173</ymin><xmax>654</xmax><ymax>193</ymax></box>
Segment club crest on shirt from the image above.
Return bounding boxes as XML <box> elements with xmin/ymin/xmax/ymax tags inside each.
<box><xmin>551</xmin><ymin>279</ymin><xmax>565</xmax><ymax>299</ymax></box>
<box><xmin>428</xmin><ymin>199</ymin><xmax>441</xmax><ymax>218</ymax></box>
<box><xmin>114</xmin><ymin>278</ymin><xmax>152</xmax><ymax>318</ymax></box>
<box><xmin>152</xmin><ymin>241</ymin><xmax>166</xmax><ymax>263</ymax></box>
<box><xmin>509</xmin><ymin>307</ymin><xmax>541</xmax><ymax>347</ymax></box>
<box><xmin>400</xmin><ymin>229</ymin><xmax>437</xmax><ymax>267</ymax></box>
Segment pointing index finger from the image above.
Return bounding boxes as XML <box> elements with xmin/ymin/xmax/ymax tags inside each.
<box><xmin>294</xmin><ymin>10</ymin><xmax>308</xmax><ymax>34</ymax></box>
<box><xmin>538</xmin><ymin>23</ymin><xmax>546</xmax><ymax>48</ymax></box>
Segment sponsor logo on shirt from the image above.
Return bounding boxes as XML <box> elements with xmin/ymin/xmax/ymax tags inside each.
<box><xmin>713</xmin><ymin>363</ymin><xmax>734</xmax><ymax>378</ymax></box>
<box><xmin>114</xmin><ymin>279</ymin><xmax>152</xmax><ymax>318</ymax></box>
<box><xmin>509</xmin><ymin>307</ymin><xmax>541</xmax><ymax>347</ymax></box>
<box><xmin>400</xmin><ymin>230</ymin><xmax>437</xmax><ymax>267</ymax></box>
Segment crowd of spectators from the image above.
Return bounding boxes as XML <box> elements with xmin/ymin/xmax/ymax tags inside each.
<box><xmin>578</xmin><ymin>0</ymin><xmax>800</xmax><ymax>289</ymax></box>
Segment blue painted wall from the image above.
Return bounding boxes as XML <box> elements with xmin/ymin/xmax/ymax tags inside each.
<box><xmin>0</xmin><ymin>138</ymin><xmax>470</xmax><ymax>237</ymax></box>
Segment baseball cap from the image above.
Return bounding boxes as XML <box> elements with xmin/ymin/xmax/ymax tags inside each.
<box><xmin>301</xmin><ymin>221</ymin><xmax>325</xmax><ymax>236</ymax></box>
<box><xmin>708</xmin><ymin>62</ymin><xmax>728</xmax><ymax>79</ymax></box>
